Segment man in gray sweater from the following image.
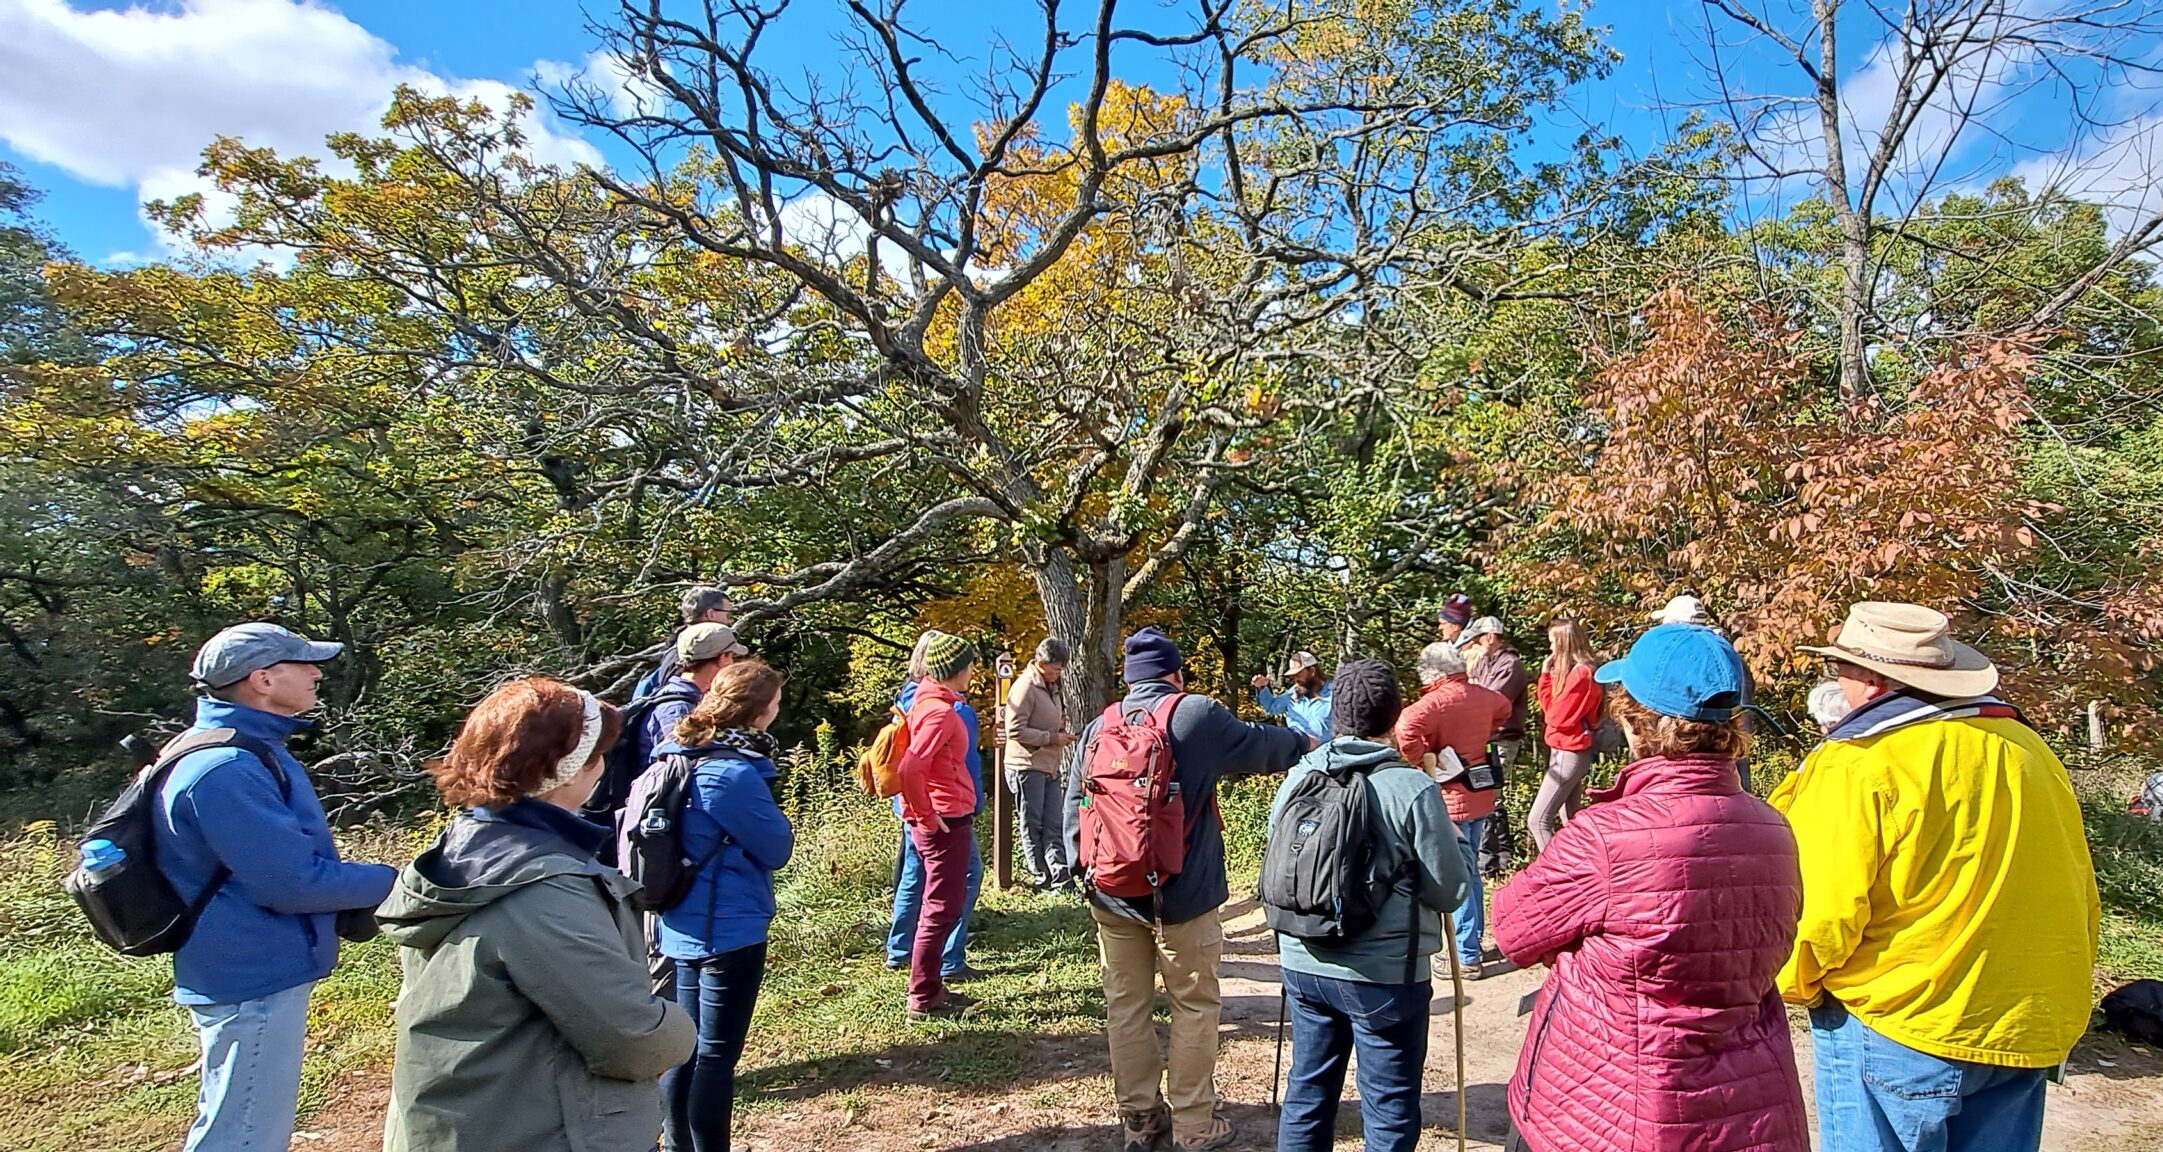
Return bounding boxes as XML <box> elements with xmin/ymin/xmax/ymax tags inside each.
<box><xmin>1066</xmin><ymin>627</ymin><xmax>1309</xmax><ymax>1152</ymax></box>
<box><xmin>1267</xmin><ymin>658</ymin><xmax>1468</xmax><ymax>1152</ymax></box>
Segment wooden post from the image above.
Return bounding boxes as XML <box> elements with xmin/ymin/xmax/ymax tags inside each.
<box><xmin>2089</xmin><ymin>700</ymin><xmax>2107</xmax><ymax>753</ymax></box>
<box><xmin>993</xmin><ymin>652</ymin><xmax>1016</xmax><ymax>891</ymax></box>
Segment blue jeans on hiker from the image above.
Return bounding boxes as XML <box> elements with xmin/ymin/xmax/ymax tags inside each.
<box><xmin>663</xmin><ymin>942</ymin><xmax>767</xmax><ymax>1152</ymax></box>
<box><xmin>183</xmin><ymin>980</ymin><xmax>315</xmax><ymax>1152</ymax></box>
<box><xmin>886</xmin><ymin>811</ymin><xmax>981</xmax><ymax>974</ymax></box>
<box><xmin>1810</xmin><ymin>999</ymin><xmax>2048</xmax><ymax>1152</ymax></box>
<box><xmin>1277</xmin><ymin>968</ymin><xmax>1430</xmax><ymax>1152</ymax></box>
<box><xmin>1451</xmin><ymin>816</ymin><xmax>1487</xmax><ymax>965</ymax></box>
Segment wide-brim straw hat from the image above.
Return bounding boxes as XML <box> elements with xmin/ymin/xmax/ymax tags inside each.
<box><xmin>1798</xmin><ymin>601</ymin><xmax>1999</xmax><ymax>698</ymax></box>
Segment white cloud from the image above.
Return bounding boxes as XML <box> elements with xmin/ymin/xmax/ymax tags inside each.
<box><xmin>0</xmin><ymin>0</ymin><xmax>602</xmax><ymax>258</ymax></box>
<box><xmin>536</xmin><ymin>49</ymin><xmax>669</xmax><ymax>122</ymax></box>
<box><xmin>2010</xmin><ymin>112</ymin><xmax>2163</xmax><ymax>238</ymax></box>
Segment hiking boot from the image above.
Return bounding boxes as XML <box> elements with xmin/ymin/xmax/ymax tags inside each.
<box><xmin>1172</xmin><ymin>1114</ymin><xmax>1236</xmax><ymax>1152</ymax></box>
<box><xmin>905</xmin><ymin>992</ymin><xmax>979</xmax><ymax>1022</ymax></box>
<box><xmin>1120</xmin><ymin>1103</ymin><xmax>1170</xmax><ymax>1152</ymax></box>
<box><xmin>942</xmin><ymin>964</ymin><xmax>988</xmax><ymax>982</ymax></box>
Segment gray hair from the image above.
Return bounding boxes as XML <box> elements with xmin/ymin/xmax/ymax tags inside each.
<box><xmin>1034</xmin><ymin>637</ymin><xmax>1071</xmax><ymax>666</ymax></box>
<box><xmin>1417</xmin><ymin>641</ymin><xmax>1466</xmax><ymax>683</ymax></box>
<box><xmin>906</xmin><ymin>632</ymin><xmax>935</xmax><ymax>681</ymax></box>
<box><xmin>1807</xmin><ymin>680</ymin><xmax>1853</xmax><ymax>730</ymax></box>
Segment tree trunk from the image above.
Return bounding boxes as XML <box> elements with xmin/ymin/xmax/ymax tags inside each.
<box><xmin>1837</xmin><ymin>211</ymin><xmax>1872</xmax><ymax>399</ymax></box>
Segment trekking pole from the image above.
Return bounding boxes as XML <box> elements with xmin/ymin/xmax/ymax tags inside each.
<box><xmin>1442</xmin><ymin>911</ymin><xmax>1468</xmax><ymax>1152</ymax></box>
<box><xmin>1270</xmin><ymin>982</ymin><xmax>1288</xmax><ymax>1109</ymax></box>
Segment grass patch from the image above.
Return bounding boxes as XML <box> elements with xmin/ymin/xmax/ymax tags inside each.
<box><xmin>0</xmin><ymin>819</ymin><xmax>426</xmax><ymax>1152</ymax></box>
<box><xmin>0</xmin><ymin>750</ymin><xmax>2155</xmax><ymax>1149</ymax></box>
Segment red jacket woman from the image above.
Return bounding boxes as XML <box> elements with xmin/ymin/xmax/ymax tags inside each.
<box><xmin>1494</xmin><ymin>624</ymin><xmax>1805</xmax><ymax>1152</ymax></box>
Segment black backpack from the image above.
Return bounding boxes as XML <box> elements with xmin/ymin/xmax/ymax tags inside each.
<box><xmin>2100</xmin><ymin>980</ymin><xmax>2163</xmax><ymax>1047</ymax></box>
<box><xmin>617</xmin><ymin>751</ymin><xmax>727</xmax><ymax>913</ymax></box>
<box><xmin>579</xmin><ymin>681</ymin><xmax>703</xmax><ymax>861</ymax></box>
<box><xmin>66</xmin><ymin>729</ymin><xmax>288</xmax><ymax>957</ymax></box>
<box><xmin>1259</xmin><ymin>749</ymin><xmax>1400</xmax><ymax>944</ymax></box>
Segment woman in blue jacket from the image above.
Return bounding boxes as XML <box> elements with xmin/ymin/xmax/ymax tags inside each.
<box><xmin>651</xmin><ymin>659</ymin><xmax>794</xmax><ymax>1152</ymax></box>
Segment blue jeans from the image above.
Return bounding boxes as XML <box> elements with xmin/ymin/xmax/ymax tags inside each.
<box><xmin>1810</xmin><ymin>1000</ymin><xmax>2048</xmax><ymax>1152</ymax></box>
<box><xmin>663</xmin><ymin>942</ymin><xmax>766</xmax><ymax>1152</ymax></box>
<box><xmin>1451</xmin><ymin>817</ymin><xmax>1486</xmax><ymax>964</ymax></box>
<box><xmin>1277</xmin><ymin>968</ymin><xmax>1430</xmax><ymax>1152</ymax></box>
<box><xmin>887</xmin><ymin>815</ymin><xmax>981</xmax><ymax>973</ymax></box>
<box><xmin>182</xmin><ymin>980</ymin><xmax>315</xmax><ymax>1152</ymax></box>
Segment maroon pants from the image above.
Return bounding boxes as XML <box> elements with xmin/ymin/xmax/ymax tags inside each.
<box><xmin>906</xmin><ymin>817</ymin><xmax>975</xmax><ymax>1011</ymax></box>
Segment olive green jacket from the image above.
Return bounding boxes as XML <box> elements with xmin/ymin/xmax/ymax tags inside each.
<box><xmin>378</xmin><ymin>810</ymin><xmax>694</xmax><ymax>1152</ymax></box>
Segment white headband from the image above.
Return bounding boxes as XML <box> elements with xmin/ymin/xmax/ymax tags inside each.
<box><xmin>538</xmin><ymin>691</ymin><xmax>603</xmax><ymax>793</ymax></box>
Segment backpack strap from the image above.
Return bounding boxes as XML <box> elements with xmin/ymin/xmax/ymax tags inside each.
<box><xmin>154</xmin><ymin>728</ymin><xmax>293</xmax><ymax>918</ymax></box>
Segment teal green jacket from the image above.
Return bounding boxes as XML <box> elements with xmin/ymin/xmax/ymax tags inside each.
<box><xmin>1268</xmin><ymin>738</ymin><xmax>1469</xmax><ymax>984</ymax></box>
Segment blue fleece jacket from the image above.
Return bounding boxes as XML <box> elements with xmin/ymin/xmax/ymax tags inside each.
<box><xmin>1257</xmin><ymin>681</ymin><xmax>1335</xmax><ymax>745</ymax></box>
<box><xmin>155</xmin><ymin>698</ymin><xmax>396</xmax><ymax>1006</ymax></box>
<box><xmin>652</xmin><ymin>742</ymin><xmax>795</xmax><ymax>961</ymax></box>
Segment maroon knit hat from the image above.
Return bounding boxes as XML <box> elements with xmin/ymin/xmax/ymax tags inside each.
<box><xmin>1438</xmin><ymin>594</ymin><xmax>1475</xmax><ymax>627</ymax></box>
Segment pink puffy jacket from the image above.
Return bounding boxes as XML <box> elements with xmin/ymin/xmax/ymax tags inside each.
<box><xmin>1493</xmin><ymin>755</ymin><xmax>1806</xmax><ymax>1152</ymax></box>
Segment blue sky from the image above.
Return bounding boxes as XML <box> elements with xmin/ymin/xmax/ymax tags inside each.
<box><xmin>1</xmin><ymin>0</ymin><xmax>2152</xmax><ymax>263</ymax></box>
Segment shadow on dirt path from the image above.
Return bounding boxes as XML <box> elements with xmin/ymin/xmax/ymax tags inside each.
<box><xmin>284</xmin><ymin>903</ymin><xmax>2163</xmax><ymax>1152</ymax></box>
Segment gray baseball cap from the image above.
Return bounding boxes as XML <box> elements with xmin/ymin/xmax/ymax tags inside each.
<box><xmin>191</xmin><ymin>623</ymin><xmax>343</xmax><ymax>688</ymax></box>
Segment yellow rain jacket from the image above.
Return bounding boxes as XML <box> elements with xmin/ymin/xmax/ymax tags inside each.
<box><xmin>1770</xmin><ymin>709</ymin><xmax>2099</xmax><ymax>1068</ymax></box>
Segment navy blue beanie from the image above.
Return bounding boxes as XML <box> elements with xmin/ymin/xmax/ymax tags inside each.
<box><xmin>1123</xmin><ymin>627</ymin><xmax>1183</xmax><ymax>683</ymax></box>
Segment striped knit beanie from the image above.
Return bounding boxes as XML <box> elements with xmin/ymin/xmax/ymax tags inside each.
<box><xmin>921</xmin><ymin>631</ymin><xmax>976</xmax><ymax>680</ymax></box>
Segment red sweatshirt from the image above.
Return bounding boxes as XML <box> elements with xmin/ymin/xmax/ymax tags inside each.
<box><xmin>897</xmin><ymin>678</ymin><xmax>977</xmax><ymax>822</ymax></box>
<box><xmin>1537</xmin><ymin>663</ymin><xmax>1605</xmax><ymax>753</ymax></box>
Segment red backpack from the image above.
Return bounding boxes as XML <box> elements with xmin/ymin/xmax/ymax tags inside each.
<box><xmin>1076</xmin><ymin>694</ymin><xmax>1189</xmax><ymax>898</ymax></box>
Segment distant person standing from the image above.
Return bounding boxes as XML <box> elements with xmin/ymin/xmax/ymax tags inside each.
<box><xmin>633</xmin><ymin>585</ymin><xmax>734</xmax><ymax>699</ymax></box>
<box><xmin>886</xmin><ymin>634</ymin><xmax>987</xmax><ymax>980</ymax></box>
<box><xmin>157</xmin><ymin>624</ymin><xmax>398</xmax><ymax>1152</ymax></box>
<box><xmin>1396</xmin><ymin>641</ymin><xmax>1511</xmax><ymax>979</ymax></box>
<box><xmin>1005</xmin><ymin>637</ymin><xmax>1077</xmax><ymax>893</ymax></box>
<box><xmin>1436</xmin><ymin>593</ymin><xmax>1474</xmax><ymax>644</ymax></box>
<box><xmin>1778</xmin><ymin>603</ymin><xmax>2099</xmax><ymax>1152</ymax></box>
<box><xmin>634</xmin><ymin>622</ymin><xmax>749</xmax><ymax>771</ymax></box>
<box><xmin>1528</xmin><ymin>619</ymin><xmax>1602</xmax><ymax>852</ymax></box>
<box><xmin>894</xmin><ymin>631</ymin><xmax>983</xmax><ymax>1021</ymax></box>
<box><xmin>1252</xmin><ymin>650</ymin><xmax>1335</xmax><ymax>745</ymax></box>
<box><xmin>1460</xmin><ymin>616</ymin><xmax>1529</xmax><ymax>877</ymax></box>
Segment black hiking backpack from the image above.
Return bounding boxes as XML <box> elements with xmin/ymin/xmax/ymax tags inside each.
<box><xmin>579</xmin><ymin>680</ymin><xmax>703</xmax><ymax>863</ymax></box>
<box><xmin>1258</xmin><ymin>750</ymin><xmax>1400</xmax><ymax>944</ymax></box>
<box><xmin>66</xmin><ymin>729</ymin><xmax>288</xmax><ymax>957</ymax></box>
<box><xmin>617</xmin><ymin>751</ymin><xmax>726</xmax><ymax>914</ymax></box>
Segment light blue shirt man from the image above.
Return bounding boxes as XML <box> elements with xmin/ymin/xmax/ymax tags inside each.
<box><xmin>1255</xmin><ymin>651</ymin><xmax>1334</xmax><ymax>744</ymax></box>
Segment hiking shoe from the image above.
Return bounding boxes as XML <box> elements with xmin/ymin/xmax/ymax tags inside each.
<box><xmin>884</xmin><ymin>957</ymin><xmax>905</xmax><ymax>971</ymax></box>
<box><xmin>1459</xmin><ymin>959</ymin><xmax>1486</xmax><ymax>981</ymax></box>
<box><xmin>942</xmin><ymin>964</ymin><xmax>988</xmax><ymax>982</ymax></box>
<box><xmin>905</xmin><ymin>992</ymin><xmax>979</xmax><ymax>1022</ymax></box>
<box><xmin>1172</xmin><ymin>1114</ymin><xmax>1236</xmax><ymax>1152</ymax></box>
<box><xmin>1120</xmin><ymin>1103</ymin><xmax>1170</xmax><ymax>1152</ymax></box>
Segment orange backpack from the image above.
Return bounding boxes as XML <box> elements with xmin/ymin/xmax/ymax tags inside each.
<box><xmin>855</xmin><ymin>705</ymin><xmax>909</xmax><ymax>798</ymax></box>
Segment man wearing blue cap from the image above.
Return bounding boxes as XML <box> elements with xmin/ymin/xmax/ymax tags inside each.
<box><xmin>159</xmin><ymin>623</ymin><xmax>397</xmax><ymax>1152</ymax></box>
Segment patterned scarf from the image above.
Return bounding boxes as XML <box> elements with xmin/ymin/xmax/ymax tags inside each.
<box><xmin>711</xmin><ymin>727</ymin><xmax>778</xmax><ymax>760</ymax></box>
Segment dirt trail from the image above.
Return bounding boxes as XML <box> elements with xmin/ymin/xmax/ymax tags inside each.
<box><xmin>287</xmin><ymin>900</ymin><xmax>2163</xmax><ymax>1152</ymax></box>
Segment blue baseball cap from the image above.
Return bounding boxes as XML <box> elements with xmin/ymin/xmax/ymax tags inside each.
<box><xmin>1594</xmin><ymin>623</ymin><xmax>1746</xmax><ymax>722</ymax></box>
<box><xmin>191</xmin><ymin>623</ymin><xmax>343</xmax><ymax>689</ymax></box>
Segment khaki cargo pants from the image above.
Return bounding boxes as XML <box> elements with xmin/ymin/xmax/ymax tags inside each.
<box><xmin>1090</xmin><ymin>904</ymin><xmax>1225</xmax><ymax>1143</ymax></box>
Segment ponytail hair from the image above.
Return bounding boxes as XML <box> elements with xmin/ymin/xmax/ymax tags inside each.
<box><xmin>674</xmin><ymin>660</ymin><xmax>784</xmax><ymax>746</ymax></box>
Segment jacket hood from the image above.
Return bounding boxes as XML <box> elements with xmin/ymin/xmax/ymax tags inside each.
<box><xmin>1298</xmin><ymin>737</ymin><xmax>1404</xmax><ymax>775</ymax></box>
<box><xmin>378</xmin><ymin>805</ymin><xmax>622</xmax><ymax>951</ymax></box>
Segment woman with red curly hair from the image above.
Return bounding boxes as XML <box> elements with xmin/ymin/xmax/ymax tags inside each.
<box><xmin>378</xmin><ymin>677</ymin><xmax>693</xmax><ymax>1152</ymax></box>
